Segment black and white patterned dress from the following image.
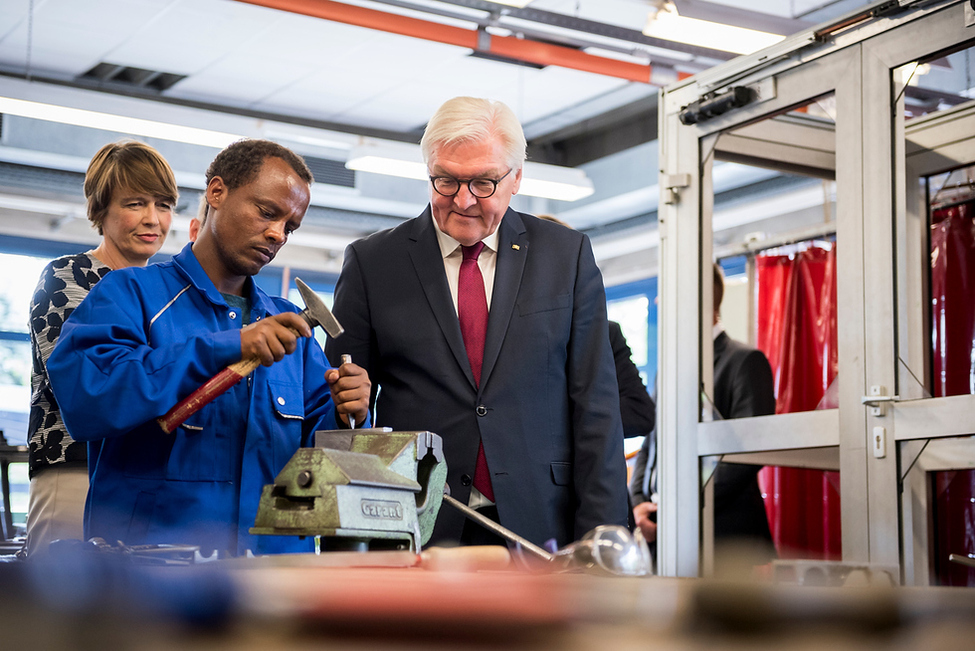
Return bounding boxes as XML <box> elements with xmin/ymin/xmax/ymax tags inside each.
<box><xmin>28</xmin><ymin>252</ymin><xmax>111</xmax><ymax>477</ymax></box>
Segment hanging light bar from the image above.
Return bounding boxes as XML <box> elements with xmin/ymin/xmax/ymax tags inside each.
<box><xmin>0</xmin><ymin>97</ymin><xmax>242</xmax><ymax>148</ymax></box>
<box><xmin>643</xmin><ymin>2</ymin><xmax>784</xmax><ymax>56</ymax></box>
<box><xmin>346</xmin><ymin>141</ymin><xmax>595</xmax><ymax>202</ymax></box>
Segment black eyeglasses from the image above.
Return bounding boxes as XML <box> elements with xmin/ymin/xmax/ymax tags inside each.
<box><xmin>429</xmin><ymin>168</ymin><xmax>512</xmax><ymax>199</ymax></box>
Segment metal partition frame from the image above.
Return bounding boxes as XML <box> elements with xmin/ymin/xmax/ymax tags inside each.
<box><xmin>657</xmin><ymin>0</ymin><xmax>973</xmax><ymax>579</ymax></box>
<box><xmin>896</xmin><ymin>103</ymin><xmax>975</xmax><ymax>584</ymax></box>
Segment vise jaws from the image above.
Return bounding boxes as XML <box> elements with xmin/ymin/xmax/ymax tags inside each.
<box><xmin>250</xmin><ymin>429</ymin><xmax>446</xmax><ymax>553</ymax></box>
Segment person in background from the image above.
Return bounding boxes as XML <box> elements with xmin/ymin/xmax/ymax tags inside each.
<box><xmin>326</xmin><ymin>97</ymin><xmax>629</xmax><ymax>549</ymax></box>
<box><xmin>537</xmin><ymin>214</ymin><xmax>653</xmax><ymax>535</ymax></box>
<box><xmin>629</xmin><ymin>376</ymin><xmax>659</xmax><ymax>547</ymax></box>
<box><xmin>188</xmin><ymin>194</ymin><xmax>207</xmax><ymax>241</ymax></box>
<box><xmin>709</xmin><ymin>263</ymin><xmax>777</xmax><ymax>562</ymax></box>
<box><xmin>26</xmin><ymin>140</ymin><xmax>178</xmax><ymax>557</ymax></box>
<box><xmin>47</xmin><ymin>139</ymin><xmax>371</xmax><ymax>555</ymax></box>
<box><xmin>630</xmin><ymin>263</ymin><xmax>777</xmax><ymax>564</ymax></box>
<box><xmin>536</xmin><ymin>215</ymin><xmax>655</xmax><ymax>442</ymax></box>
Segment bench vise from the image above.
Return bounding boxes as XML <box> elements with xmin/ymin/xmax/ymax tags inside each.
<box><xmin>250</xmin><ymin>429</ymin><xmax>446</xmax><ymax>553</ymax></box>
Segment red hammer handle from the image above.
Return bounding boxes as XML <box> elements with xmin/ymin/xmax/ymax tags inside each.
<box><xmin>158</xmin><ymin>319</ymin><xmax>317</xmax><ymax>434</ymax></box>
<box><xmin>157</xmin><ymin>357</ymin><xmax>261</xmax><ymax>434</ymax></box>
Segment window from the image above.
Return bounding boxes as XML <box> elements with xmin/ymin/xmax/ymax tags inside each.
<box><xmin>606</xmin><ymin>277</ymin><xmax>658</xmax><ymax>386</ymax></box>
<box><xmin>0</xmin><ymin>251</ymin><xmax>54</xmax><ymax>446</ymax></box>
<box><xmin>0</xmin><ymin>249</ymin><xmax>56</xmax><ymax>535</ymax></box>
<box><xmin>606</xmin><ymin>277</ymin><xmax>658</xmax><ymax>457</ymax></box>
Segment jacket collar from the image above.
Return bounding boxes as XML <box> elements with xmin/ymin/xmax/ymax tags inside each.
<box><xmin>406</xmin><ymin>206</ymin><xmax>528</xmax><ymax>392</ymax></box>
<box><xmin>172</xmin><ymin>243</ymin><xmax>274</xmax><ymax>316</ymax></box>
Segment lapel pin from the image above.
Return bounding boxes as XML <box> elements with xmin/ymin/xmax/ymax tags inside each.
<box><xmin>511</xmin><ymin>244</ymin><xmax>521</xmax><ymax>251</ymax></box>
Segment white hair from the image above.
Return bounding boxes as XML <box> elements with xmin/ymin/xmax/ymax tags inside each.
<box><xmin>420</xmin><ymin>97</ymin><xmax>527</xmax><ymax>170</ymax></box>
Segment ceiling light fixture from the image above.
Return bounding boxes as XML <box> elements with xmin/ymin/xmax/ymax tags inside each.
<box><xmin>488</xmin><ymin>0</ymin><xmax>533</xmax><ymax>7</ymax></box>
<box><xmin>520</xmin><ymin>162</ymin><xmax>594</xmax><ymax>202</ymax></box>
<box><xmin>346</xmin><ymin>141</ymin><xmax>595</xmax><ymax>202</ymax></box>
<box><xmin>346</xmin><ymin>141</ymin><xmax>428</xmax><ymax>182</ymax></box>
<box><xmin>643</xmin><ymin>1</ymin><xmax>785</xmax><ymax>56</ymax></box>
<box><xmin>0</xmin><ymin>97</ymin><xmax>243</xmax><ymax>148</ymax></box>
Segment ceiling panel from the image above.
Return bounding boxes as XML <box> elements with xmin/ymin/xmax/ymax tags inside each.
<box><xmin>34</xmin><ymin>0</ymin><xmax>168</xmax><ymax>31</ymax></box>
<box><xmin>704</xmin><ymin>0</ymin><xmax>796</xmax><ymax>17</ymax></box>
<box><xmin>529</xmin><ymin>0</ymin><xmax>650</xmax><ymax>30</ymax></box>
<box><xmin>0</xmin><ymin>0</ymin><xmax>174</xmax><ymax>75</ymax></box>
<box><xmin>259</xmin><ymin>14</ymin><xmax>387</xmax><ymax>59</ymax></box>
<box><xmin>0</xmin><ymin>27</ymin><xmax>107</xmax><ymax>77</ymax></box>
<box><xmin>109</xmin><ymin>1</ymin><xmax>280</xmax><ymax>74</ymax></box>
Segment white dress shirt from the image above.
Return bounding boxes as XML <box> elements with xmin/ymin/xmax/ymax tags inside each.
<box><xmin>432</xmin><ymin>213</ymin><xmax>499</xmax><ymax>314</ymax></box>
<box><xmin>432</xmin><ymin>214</ymin><xmax>500</xmax><ymax>508</ymax></box>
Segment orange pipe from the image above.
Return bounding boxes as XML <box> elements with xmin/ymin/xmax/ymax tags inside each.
<box><xmin>235</xmin><ymin>0</ymin><xmax>658</xmax><ymax>84</ymax></box>
<box><xmin>489</xmin><ymin>34</ymin><xmax>651</xmax><ymax>83</ymax></box>
<box><xmin>238</xmin><ymin>0</ymin><xmax>477</xmax><ymax>49</ymax></box>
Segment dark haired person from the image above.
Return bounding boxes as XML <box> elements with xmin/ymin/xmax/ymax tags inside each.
<box><xmin>27</xmin><ymin>140</ymin><xmax>177</xmax><ymax>557</ymax></box>
<box><xmin>630</xmin><ymin>264</ymin><xmax>777</xmax><ymax>566</ymax></box>
<box><xmin>709</xmin><ymin>263</ymin><xmax>777</xmax><ymax>563</ymax></box>
<box><xmin>47</xmin><ymin>139</ymin><xmax>371</xmax><ymax>555</ymax></box>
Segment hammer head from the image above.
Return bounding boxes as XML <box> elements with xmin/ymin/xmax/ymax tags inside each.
<box><xmin>295</xmin><ymin>277</ymin><xmax>344</xmax><ymax>339</ymax></box>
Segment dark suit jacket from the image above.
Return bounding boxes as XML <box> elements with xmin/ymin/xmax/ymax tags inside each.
<box><xmin>326</xmin><ymin>207</ymin><xmax>629</xmax><ymax>547</ymax></box>
<box><xmin>712</xmin><ymin>330</ymin><xmax>776</xmax><ymax>551</ymax></box>
<box><xmin>609</xmin><ymin>321</ymin><xmax>655</xmax><ymax>439</ymax></box>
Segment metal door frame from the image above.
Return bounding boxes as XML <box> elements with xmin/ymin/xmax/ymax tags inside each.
<box><xmin>657</xmin><ymin>0</ymin><xmax>972</xmax><ymax>578</ymax></box>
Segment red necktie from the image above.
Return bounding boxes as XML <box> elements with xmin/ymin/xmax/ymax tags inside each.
<box><xmin>459</xmin><ymin>243</ymin><xmax>494</xmax><ymax>502</ymax></box>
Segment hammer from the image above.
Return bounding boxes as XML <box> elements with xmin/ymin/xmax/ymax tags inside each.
<box><xmin>157</xmin><ymin>277</ymin><xmax>344</xmax><ymax>433</ymax></box>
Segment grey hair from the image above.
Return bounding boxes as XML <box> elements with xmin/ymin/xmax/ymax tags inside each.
<box><xmin>420</xmin><ymin>97</ymin><xmax>527</xmax><ymax>170</ymax></box>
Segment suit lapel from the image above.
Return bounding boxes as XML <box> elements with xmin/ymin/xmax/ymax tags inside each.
<box><xmin>480</xmin><ymin>208</ymin><xmax>527</xmax><ymax>390</ymax></box>
<box><xmin>407</xmin><ymin>209</ymin><xmax>478</xmax><ymax>389</ymax></box>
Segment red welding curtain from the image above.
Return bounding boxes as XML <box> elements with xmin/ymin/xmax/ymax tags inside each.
<box><xmin>929</xmin><ymin>200</ymin><xmax>975</xmax><ymax>586</ymax></box>
<box><xmin>755</xmin><ymin>245</ymin><xmax>842</xmax><ymax>560</ymax></box>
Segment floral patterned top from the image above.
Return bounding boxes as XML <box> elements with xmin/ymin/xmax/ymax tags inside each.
<box><xmin>28</xmin><ymin>252</ymin><xmax>111</xmax><ymax>477</ymax></box>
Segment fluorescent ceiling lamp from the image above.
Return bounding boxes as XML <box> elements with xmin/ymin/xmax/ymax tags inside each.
<box><xmin>643</xmin><ymin>2</ymin><xmax>785</xmax><ymax>56</ymax></box>
<box><xmin>262</xmin><ymin>127</ymin><xmax>354</xmax><ymax>151</ymax></box>
<box><xmin>346</xmin><ymin>141</ymin><xmax>427</xmax><ymax>181</ymax></box>
<box><xmin>520</xmin><ymin>161</ymin><xmax>594</xmax><ymax>202</ymax></box>
<box><xmin>489</xmin><ymin>0</ymin><xmax>533</xmax><ymax>7</ymax></box>
<box><xmin>0</xmin><ymin>192</ymin><xmax>86</xmax><ymax>218</ymax></box>
<box><xmin>0</xmin><ymin>97</ymin><xmax>242</xmax><ymax>148</ymax></box>
<box><xmin>346</xmin><ymin>142</ymin><xmax>594</xmax><ymax>202</ymax></box>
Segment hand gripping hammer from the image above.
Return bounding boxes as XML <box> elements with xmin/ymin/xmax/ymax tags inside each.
<box><xmin>157</xmin><ymin>278</ymin><xmax>344</xmax><ymax>433</ymax></box>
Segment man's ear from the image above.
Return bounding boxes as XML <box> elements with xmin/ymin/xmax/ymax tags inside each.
<box><xmin>511</xmin><ymin>166</ymin><xmax>523</xmax><ymax>196</ymax></box>
<box><xmin>205</xmin><ymin>176</ymin><xmax>227</xmax><ymax>211</ymax></box>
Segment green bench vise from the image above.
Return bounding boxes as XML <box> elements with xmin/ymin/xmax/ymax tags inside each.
<box><xmin>250</xmin><ymin>428</ymin><xmax>446</xmax><ymax>553</ymax></box>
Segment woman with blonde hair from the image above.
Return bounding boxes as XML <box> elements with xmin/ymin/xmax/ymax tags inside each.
<box><xmin>26</xmin><ymin>140</ymin><xmax>177</xmax><ymax>556</ymax></box>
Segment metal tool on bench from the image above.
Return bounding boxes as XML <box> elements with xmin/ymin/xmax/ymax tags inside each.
<box><xmin>442</xmin><ymin>494</ymin><xmax>651</xmax><ymax>576</ymax></box>
<box><xmin>250</xmin><ymin>429</ymin><xmax>447</xmax><ymax>553</ymax></box>
<box><xmin>157</xmin><ymin>277</ymin><xmax>343</xmax><ymax>433</ymax></box>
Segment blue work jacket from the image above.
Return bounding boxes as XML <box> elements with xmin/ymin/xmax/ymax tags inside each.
<box><xmin>48</xmin><ymin>243</ymin><xmax>352</xmax><ymax>555</ymax></box>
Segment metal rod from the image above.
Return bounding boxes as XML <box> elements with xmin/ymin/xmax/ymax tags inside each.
<box><xmin>340</xmin><ymin>354</ymin><xmax>354</xmax><ymax>429</ymax></box>
<box><xmin>949</xmin><ymin>553</ymin><xmax>975</xmax><ymax>569</ymax></box>
<box><xmin>441</xmin><ymin>494</ymin><xmax>553</xmax><ymax>562</ymax></box>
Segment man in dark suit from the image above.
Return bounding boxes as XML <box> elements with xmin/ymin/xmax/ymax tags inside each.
<box><xmin>710</xmin><ymin>263</ymin><xmax>777</xmax><ymax>560</ymax></box>
<box><xmin>630</xmin><ymin>264</ymin><xmax>776</xmax><ymax>562</ymax></box>
<box><xmin>326</xmin><ymin>96</ymin><xmax>629</xmax><ymax>548</ymax></box>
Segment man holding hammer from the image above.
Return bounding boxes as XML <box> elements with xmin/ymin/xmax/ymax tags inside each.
<box><xmin>47</xmin><ymin>140</ymin><xmax>370</xmax><ymax>556</ymax></box>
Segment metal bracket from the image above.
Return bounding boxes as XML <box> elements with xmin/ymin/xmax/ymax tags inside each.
<box><xmin>476</xmin><ymin>26</ymin><xmax>492</xmax><ymax>51</ymax></box>
<box><xmin>861</xmin><ymin>385</ymin><xmax>899</xmax><ymax>417</ymax></box>
<box><xmin>663</xmin><ymin>173</ymin><xmax>691</xmax><ymax>205</ymax></box>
